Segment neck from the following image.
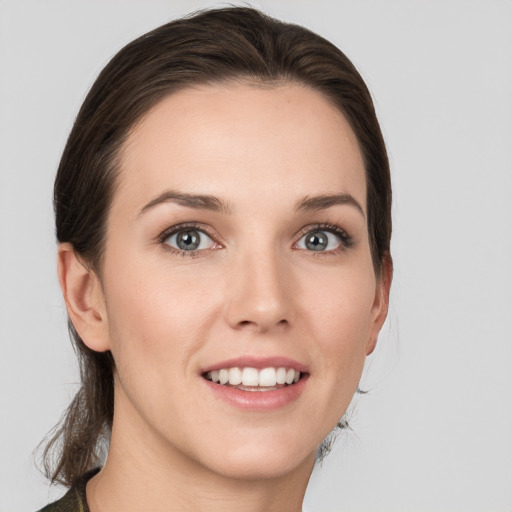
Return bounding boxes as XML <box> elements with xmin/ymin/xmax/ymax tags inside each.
<box><xmin>87</xmin><ymin>395</ymin><xmax>314</xmax><ymax>512</ymax></box>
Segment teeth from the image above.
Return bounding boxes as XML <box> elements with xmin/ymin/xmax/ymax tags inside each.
<box><xmin>285</xmin><ymin>368</ymin><xmax>295</xmax><ymax>385</ymax></box>
<box><xmin>218</xmin><ymin>369</ymin><xmax>229</xmax><ymax>385</ymax></box>
<box><xmin>258</xmin><ymin>367</ymin><xmax>276</xmax><ymax>386</ymax></box>
<box><xmin>228</xmin><ymin>367</ymin><xmax>242</xmax><ymax>385</ymax></box>
<box><xmin>206</xmin><ymin>367</ymin><xmax>302</xmax><ymax>388</ymax></box>
<box><xmin>276</xmin><ymin>367</ymin><xmax>287</xmax><ymax>384</ymax></box>
<box><xmin>242</xmin><ymin>367</ymin><xmax>259</xmax><ymax>386</ymax></box>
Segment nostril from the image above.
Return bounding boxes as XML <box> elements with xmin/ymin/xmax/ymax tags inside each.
<box><xmin>235</xmin><ymin>318</ymin><xmax>289</xmax><ymax>332</ymax></box>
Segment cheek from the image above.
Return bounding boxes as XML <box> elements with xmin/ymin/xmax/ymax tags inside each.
<box><xmin>102</xmin><ymin>254</ymin><xmax>222</xmax><ymax>372</ymax></box>
<box><xmin>309</xmin><ymin>265</ymin><xmax>376</xmax><ymax>342</ymax></box>
<box><xmin>305</xmin><ymin>266</ymin><xmax>376</xmax><ymax>387</ymax></box>
<box><xmin>101</xmin><ymin>264</ymin><xmax>218</xmax><ymax>431</ymax></box>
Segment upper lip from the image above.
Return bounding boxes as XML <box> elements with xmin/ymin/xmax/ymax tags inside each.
<box><xmin>201</xmin><ymin>356</ymin><xmax>308</xmax><ymax>374</ymax></box>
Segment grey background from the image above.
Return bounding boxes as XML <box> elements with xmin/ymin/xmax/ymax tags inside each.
<box><xmin>1</xmin><ymin>1</ymin><xmax>511</xmax><ymax>511</ymax></box>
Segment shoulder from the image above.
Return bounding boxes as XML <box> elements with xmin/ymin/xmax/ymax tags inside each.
<box><xmin>36</xmin><ymin>487</ymin><xmax>85</xmax><ymax>512</ymax></box>
<box><xmin>36</xmin><ymin>468</ymin><xmax>100</xmax><ymax>512</ymax></box>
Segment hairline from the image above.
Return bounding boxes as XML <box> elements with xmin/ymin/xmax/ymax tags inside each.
<box><xmin>92</xmin><ymin>79</ymin><xmax>378</xmax><ymax>277</ymax></box>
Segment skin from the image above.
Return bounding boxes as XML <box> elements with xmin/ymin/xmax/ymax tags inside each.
<box><xmin>58</xmin><ymin>83</ymin><xmax>391</xmax><ymax>512</ymax></box>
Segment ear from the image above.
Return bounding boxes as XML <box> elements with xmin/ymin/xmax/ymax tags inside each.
<box><xmin>366</xmin><ymin>254</ymin><xmax>393</xmax><ymax>355</ymax></box>
<box><xmin>57</xmin><ymin>243</ymin><xmax>110</xmax><ymax>352</ymax></box>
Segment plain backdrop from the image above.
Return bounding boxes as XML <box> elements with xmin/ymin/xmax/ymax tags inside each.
<box><xmin>1</xmin><ymin>1</ymin><xmax>511</xmax><ymax>511</ymax></box>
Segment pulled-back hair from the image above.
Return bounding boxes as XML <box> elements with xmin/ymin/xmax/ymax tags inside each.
<box><xmin>44</xmin><ymin>6</ymin><xmax>391</xmax><ymax>487</ymax></box>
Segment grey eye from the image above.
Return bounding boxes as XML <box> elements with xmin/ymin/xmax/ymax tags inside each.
<box><xmin>165</xmin><ymin>229</ymin><xmax>213</xmax><ymax>251</ymax></box>
<box><xmin>297</xmin><ymin>230</ymin><xmax>340</xmax><ymax>251</ymax></box>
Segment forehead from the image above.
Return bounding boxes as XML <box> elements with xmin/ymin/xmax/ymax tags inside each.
<box><xmin>115</xmin><ymin>82</ymin><xmax>366</xmax><ymax>215</ymax></box>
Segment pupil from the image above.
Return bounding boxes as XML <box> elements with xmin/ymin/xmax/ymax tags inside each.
<box><xmin>306</xmin><ymin>231</ymin><xmax>327</xmax><ymax>251</ymax></box>
<box><xmin>177</xmin><ymin>230</ymin><xmax>200</xmax><ymax>250</ymax></box>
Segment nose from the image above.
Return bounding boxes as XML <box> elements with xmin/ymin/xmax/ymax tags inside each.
<box><xmin>224</xmin><ymin>249</ymin><xmax>294</xmax><ymax>333</ymax></box>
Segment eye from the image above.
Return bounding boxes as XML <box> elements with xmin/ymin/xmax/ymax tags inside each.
<box><xmin>295</xmin><ymin>228</ymin><xmax>347</xmax><ymax>252</ymax></box>
<box><xmin>163</xmin><ymin>228</ymin><xmax>216</xmax><ymax>252</ymax></box>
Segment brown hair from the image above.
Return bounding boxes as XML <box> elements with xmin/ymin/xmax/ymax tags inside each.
<box><xmin>43</xmin><ymin>6</ymin><xmax>391</xmax><ymax>487</ymax></box>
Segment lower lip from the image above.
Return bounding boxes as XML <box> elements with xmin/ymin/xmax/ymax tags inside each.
<box><xmin>203</xmin><ymin>376</ymin><xmax>308</xmax><ymax>411</ymax></box>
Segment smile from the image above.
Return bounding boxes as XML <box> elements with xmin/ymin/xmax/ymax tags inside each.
<box><xmin>201</xmin><ymin>357</ymin><xmax>308</xmax><ymax>410</ymax></box>
<box><xmin>204</xmin><ymin>367</ymin><xmax>301</xmax><ymax>390</ymax></box>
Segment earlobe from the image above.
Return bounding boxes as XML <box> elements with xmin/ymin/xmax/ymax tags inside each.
<box><xmin>366</xmin><ymin>254</ymin><xmax>393</xmax><ymax>355</ymax></box>
<box><xmin>57</xmin><ymin>243</ymin><xmax>110</xmax><ymax>352</ymax></box>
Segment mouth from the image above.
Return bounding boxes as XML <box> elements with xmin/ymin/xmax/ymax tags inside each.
<box><xmin>201</xmin><ymin>357</ymin><xmax>309</xmax><ymax>410</ymax></box>
<box><xmin>203</xmin><ymin>366</ymin><xmax>304</xmax><ymax>392</ymax></box>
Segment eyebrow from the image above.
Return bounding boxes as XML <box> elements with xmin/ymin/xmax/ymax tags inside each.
<box><xmin>138</xmin><ymin>190</ymin><xmax>231</xmax><ymax>217</ymax></box>
<box><xmin>138</xmin><ymin>190</ymin><xmax>364</xmax><ymax>218</ymax></box>
<box><xmin>295</xmin><ymin>193</ymin><xmax>365</xmax><ymax>217</ymax></box>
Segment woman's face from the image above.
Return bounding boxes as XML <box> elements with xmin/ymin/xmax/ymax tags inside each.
<box><xmin>93</xmin><ymin>83</ymin><xmax>389</xmax><ymax>479</ymax></box>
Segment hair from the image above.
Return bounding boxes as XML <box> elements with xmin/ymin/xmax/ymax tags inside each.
<box><xmin>43</xmin><ymin>6</ymin><xmax>391</xmax><ymax>487</ymax></box>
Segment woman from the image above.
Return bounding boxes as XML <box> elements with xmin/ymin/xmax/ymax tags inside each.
<box><xmin>38</xmin><ymin>6</ymin><xmax>392</xmax><ymax>511</ymax></box>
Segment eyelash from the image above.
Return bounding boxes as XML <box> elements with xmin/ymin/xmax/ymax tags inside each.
<box><xmin>294</xmin><ymin>223</ymin><xmax>353</xmax><ymax>254</ymax></box>
<box><xmin>158</xmin><ymin>223</ymin><xmax>219</xmax><ymax>258</ymax></box>
<box><xmin>157</xmin><ymin>222</ymin><xmax>353</xmax><ymax>257</ymax></box>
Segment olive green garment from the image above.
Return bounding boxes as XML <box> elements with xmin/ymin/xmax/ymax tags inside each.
<box><xmin>37</xmin><ymin>469</ymin><xmax>99</xmax><ymax>512</ymax></box>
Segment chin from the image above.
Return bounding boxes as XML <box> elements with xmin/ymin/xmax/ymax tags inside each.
<box><xmin>192</xmin><ymin>433</ymin><xmax>318</xmax><ymax>482</ymax></box>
